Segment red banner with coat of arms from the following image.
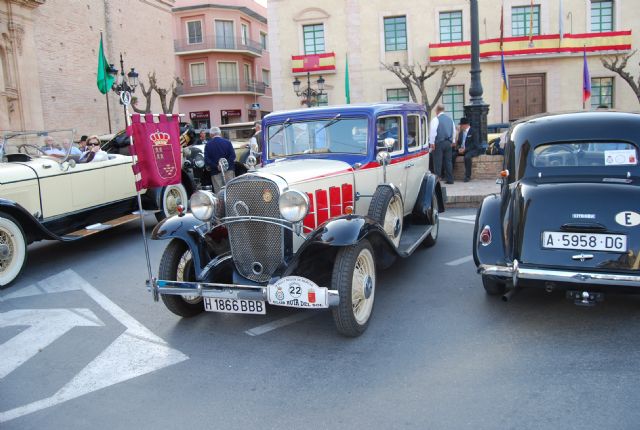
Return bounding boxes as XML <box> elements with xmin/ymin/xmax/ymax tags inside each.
<box><xmin>127</xmin><ymin>113</ymin><xmax>181</xmax><ymax>191</ymax></box>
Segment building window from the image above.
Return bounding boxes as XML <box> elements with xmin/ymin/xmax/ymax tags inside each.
<box><xmin>243</xmin><ymin>63</ymin><xmax>251</xmax><ymax>85</ymax></box>
<box><xmin>215</xmin><ymin>20</ymin><xmax>235</xmax><ymax>49</ymax></box>
<box><xmin>591</xmin><ymin>1</ymin><xmax>613</xmax><ymax>32</ymax></box>
<box><xmin>187</xmin><ymin>20</ymin><xmax>203</xmax><ymax>44</ymax></box>
<box><xmin>442</xmin><ymin>85</ymin><xmax>465</xmax><ymax>122</ymax></box>
<box><xmin>262</xmin><ymin>69</ymin><xmax>270</xmax><ymax>86</ymax></box>
<box><xmin>439</xmin><ymin>11</ymin><xmax>463</xmax><ymax>43</ymax></box>
<box><xmin>218</xmin><ymin>62</ymin><xmax>238</xmax><ymax>91</ymax></box>
<box><xmin>590</xmin><ymin>77</ymin><xmax>614</xmax><ymax>108</ymax></box>
<box><xmin>260</xmin><ymin>32</ymin><xmax>268</xmax><ymax>50</ymax></box>
<box><xmin>386</xmin><ymin>88</ymin><xmax>410</xmax><ymax>102</ymax></box>
<box><xmin>303</xmin><ymin>24</ymin><xmax>325</xmax><ymax>55</ymax></box>
<box><xmin>316</xmin><ymin>94</ymin><xmax>328</xmax><ymax>107</ymax></box>
<box><xmin>512</xmin><ymin>5</ymin><xmax>540</xmax><ymax>37</ymax></box>
<box><xmin>241</xmin><ymin>23</ymin><xmax>249</xmax><ymax>46</ymax></box>
<box><xmin>189</xmin><ymin>63</ymin><xmax>206</xmax><ymax>86</ymax></box>
<box><xmin>384</xmin><ymin>16</ymin><xmax>407</xmax><ymax>51</ymax></box>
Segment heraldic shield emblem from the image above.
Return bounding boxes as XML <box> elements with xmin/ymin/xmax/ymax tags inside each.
<box><xmin>128</xmin><ymin>113</ymin><xmax>182</xmax><ymax>191</ymax></box>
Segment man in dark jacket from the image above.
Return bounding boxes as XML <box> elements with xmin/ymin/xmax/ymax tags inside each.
<box><xmin>205</xmin><ymin>127</ymin><xmax>236</xmax><ymax>192</ymax></box>
<box><xmin>452</xmin><ymin>117</ymin><xmax>481</xmax><ymax>182</ymax></box>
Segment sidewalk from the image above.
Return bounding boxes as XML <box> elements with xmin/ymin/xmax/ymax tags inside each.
<box><xmin>442</xmin><ymin>179</ymin><xmax>500</xmax><ymax>208</ymax></box>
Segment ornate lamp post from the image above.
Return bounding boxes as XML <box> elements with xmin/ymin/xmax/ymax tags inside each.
<box><xmin>293</xmin><ymin>72</ymin><xmax>326</xmax><ymax>107</ymax></box>
<box><xmin>464</xmin><ymin>0</ymin><xmax>489</xmax><ymax>150</ymax></box>
<box><xmin>107</xmin><ymin>53</ymin><xmax>139</xmax><ymax>127</ymax></box>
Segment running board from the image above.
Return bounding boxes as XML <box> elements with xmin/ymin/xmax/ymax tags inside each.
<box><xmin>397</xmin><ymin>224</ymin><xmax>433</xmax><ymax>257</ymax></box>
<box><xmin>62</xmin><ymin>213</ymin><xmax>140</xmax><ymax>239</ymax></box>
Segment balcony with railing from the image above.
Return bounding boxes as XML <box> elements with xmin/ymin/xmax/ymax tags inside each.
<box><xmin>175</xmin><ymin>36</ymin><xmax>263</xmax><ymax>56</ymax></box>
<box><xmin>178</xmin><ymin>78</ymin><xmax>271</xmax><ymax>96</ymax></box>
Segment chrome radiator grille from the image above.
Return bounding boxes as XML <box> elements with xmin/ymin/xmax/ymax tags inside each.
<box><xmin>224</xmin><ymin>176</ymin><xmax>283</xmax><ymax>283</ymax></box>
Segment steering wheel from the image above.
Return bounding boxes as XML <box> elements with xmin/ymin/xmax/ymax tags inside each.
<box><xmin>17</xmin><ymin>144</ymin><xmax>48</xmax><ymax>156</ymax></box>
<box><xmin>538</xmin><ymin>145</ymin><xmax>579</xmax><ymax>167</ymax></box>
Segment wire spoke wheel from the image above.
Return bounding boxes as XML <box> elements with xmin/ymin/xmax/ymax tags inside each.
<box><xmin>332</xmin><ymin>239</ymin><xmax>377</xmax><ymax>337</ymax></box>
<box><xmin>0</xmin><ymin>214</ymin><xmax>27</xmax><ymax>287</ymax></box>
<box><xmin>159</xmin><ymin>239</ymin><xmax>204</xmax><ymax>317</ymax></box>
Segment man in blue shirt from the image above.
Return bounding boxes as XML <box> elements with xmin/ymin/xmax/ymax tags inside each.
<box><xmin>205</xmin><ymin>127</ymin><xmax>236</xmax><ymax>193</ymax></box>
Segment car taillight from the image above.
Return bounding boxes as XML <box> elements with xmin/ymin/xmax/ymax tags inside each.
<box><xmin>480</xmin><ymin>225</ymin><xmax>492</xmax><ymax>246</ymax></box>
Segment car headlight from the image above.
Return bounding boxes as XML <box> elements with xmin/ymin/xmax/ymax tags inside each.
<box><xmin>279</xmin><ymin>189</ymin><xmax>309</xmax><ymax>222</ymax></box>
<box><xmin>190</xmin><ymin>190</ymin><xmax>217</xmax><ymax>221</ymax></box>
<box><xmin>194</xmin><ymin>153</ymin><xmax>205</xmax><ymax>168</ymax></box>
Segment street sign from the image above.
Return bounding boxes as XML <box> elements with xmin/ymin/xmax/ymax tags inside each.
<box><xmin>120</xmin><ymin>91</ymin><xmax>132</xmax><ymax>106</ymax></box>
<box><xmin>250</xmin><ymin>103</ymin><xmax>260</xmax><ymax>110</ymax></box>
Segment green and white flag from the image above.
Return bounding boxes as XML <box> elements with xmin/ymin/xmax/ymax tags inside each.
<box><xmin>345</xmin><ymin>54</ymin><xmax>351</xmax><ymax>104</ymax></box>
<box><xmin>97</xmin><ymin>35</ymin><xmax>114</xmax><ymax>95</ymax></box>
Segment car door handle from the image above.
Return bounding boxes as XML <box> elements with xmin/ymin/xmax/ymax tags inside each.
<box><xmin>405</xmin><ymin>163</ymin><xmax>414</xmax><ymax>169</ymax></box>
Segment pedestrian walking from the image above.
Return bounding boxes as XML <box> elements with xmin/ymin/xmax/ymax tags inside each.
<box><xmin>429</xmin><ymin>105</ymin><xmax>456</xmax><ymax>184</ymax></box>
<box><xmin>204</xmin><ymin>127</ymin><xmax>236</xmax><ymax>193</ymax></box>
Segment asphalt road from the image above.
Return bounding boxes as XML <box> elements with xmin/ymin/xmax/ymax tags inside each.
<box><xmin>2</xmin><ymin>208</ymin><xmax>640</xmax><ymax>429</ymax></box>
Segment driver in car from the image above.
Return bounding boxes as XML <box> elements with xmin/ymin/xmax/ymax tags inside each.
<box><xmin>79</xmin><ymin>135</ymin><xmax>108</xmax><ymax>163</ymax></box>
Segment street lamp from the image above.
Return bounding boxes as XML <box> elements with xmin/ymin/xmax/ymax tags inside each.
<box><xmin>463</xmin><ymin>0</ymin><xmax>490</xmax><ymax>151</ymax></box>
<box><xmin>292</xmin><ymin>72</ymin><xmax>326</xmax><ymax>107</ymax></box>
<box><xmin>108</xmin><ymin>53</ymin><xmax>139</xmax><ymax>126</ymax></box>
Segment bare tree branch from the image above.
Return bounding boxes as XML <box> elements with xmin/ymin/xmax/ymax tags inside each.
<box><xmin>382</xmin><ymin>61</ymin><xmax>456</xmax><ymax>117</ymax></box>
<box><xmin>131</xmin><ymin>72</ymin><xmax>154</xmax><ymax>114</ymax></box>
<box><xmin>601</xmin><ymin>50</ymin><xmax>640</xmax><ymax>103</ymax></box>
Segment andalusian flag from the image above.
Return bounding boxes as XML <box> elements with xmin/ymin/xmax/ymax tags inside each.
<box><xmin>500</xmin><ymin>51</ymin><xmax>509</xmax><ymax>103</ymax></box>
<box><xmin>345</xmin><ymin>54</ymin><xmax>351</xmax><ymax>104</ymax></box>
<box><xmin>96</xmin><ymin>34</ymin><xmax>114</xmax><ymax>95</ymax></box>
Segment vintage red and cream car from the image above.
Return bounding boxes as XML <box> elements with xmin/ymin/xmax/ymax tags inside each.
<box><xmin>151</xmin><ymin>103</ymin><xmax>444</xmax><ymax>336</ymax></box>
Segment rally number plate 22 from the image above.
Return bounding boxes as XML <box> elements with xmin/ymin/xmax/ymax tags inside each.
<box><xmin>267</xmin><ymin>276</ymin><xmax>328</xmax><ymax>309</ymax></box>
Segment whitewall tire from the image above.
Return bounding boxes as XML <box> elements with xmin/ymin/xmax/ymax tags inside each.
<box><xmin>156</xmin><ymin>183</ymin><xmax>188</xmax><ymax>221</ymax></box>
<box><xmin>0</xmin><ymin>214</ymin><xmax>27</xmax><ymax>287</ymax></box>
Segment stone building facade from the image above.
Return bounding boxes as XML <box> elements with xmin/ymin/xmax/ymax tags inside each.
<box><xmin>0</xmin><ymin>0</ymin><xmax>176</xmax><ymax>136</ymax></box>
<box><xmin>268</xmin><ymin>0</ymin><xmax>639</xmax><ymax>124</ymax></box>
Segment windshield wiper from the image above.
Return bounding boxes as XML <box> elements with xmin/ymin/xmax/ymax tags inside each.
<box><xmin>315</xmin><ymin>114</ymin><xmax>341</xmax><ymax>135</ymax></box>
<box><xmin>269</xmin><ymin>118</ymin><xmax>292</xmax><ymax>140</ymax></box>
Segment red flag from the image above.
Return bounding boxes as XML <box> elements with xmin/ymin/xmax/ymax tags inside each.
<box><xmin>128</xmin><ymin>113</ymin><xmax>181</xmax><ymax>191</ymax></box>
<box><xmin>582</xmin><ymin>47</ymin><xmax>591</xmax><ymax>105</ymax></box>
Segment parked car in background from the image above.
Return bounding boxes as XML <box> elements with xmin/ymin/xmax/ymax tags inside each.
<box><xmin>150</xmin><ymin>103</ymin><xmax>444</xmax><ymax>337</ymax></box>
<box><xmin>0</xmin><ymin>129</ymin><xmax>166</xmax><ymax>286</ymax></box>
<box><xmin>474</xmin><ymin>111</ymin><xmax>640</xmax><ymax>305</ymax></box>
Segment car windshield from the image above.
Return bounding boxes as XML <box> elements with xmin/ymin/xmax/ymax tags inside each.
<box><xmin>267</xmin><ymin>117</ymin><xmax>368</xmax><ymax>158</ymax></box>
<box><xmin>532</xmin><ymin>142</ymin><xmax>638</xmax><ymax>168</ymax></box>
<box><xmin>1</xmin><ymin>129</ymin><xmax>80</xmax><ymax>162</ymax></box>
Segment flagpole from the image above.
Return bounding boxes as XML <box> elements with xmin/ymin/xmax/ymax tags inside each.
<box><xmin>127</xmin><ymin>108</ymin><xmax>156</xmax><ymax>300</ymax></box>
<box><xmin>101</xmin><ymin>32</ymin><xmax>113</xmax><ymax>134</ymax></box>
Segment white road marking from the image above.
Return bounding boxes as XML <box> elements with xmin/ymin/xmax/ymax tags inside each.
<box><xmin>245</xmin><ymin>312</ymin><xmax>318</xmax><ymax>336</ymax></box>
<box><xmin>446</xmin><ymin>255</ymin><xmax>474</xmax><ymax>266</ymax></box>
<box><xmin>456</xmin><ymin>215</ymin><xmax>477</xmax><ymax>221</ymax></box>
<box><xmin>440</xmin><ymin>216</ymin><xmax>475</xmax><ymax>225</ymax></box>
<box><xmin>0</xmin><ymin>308</ymin><xmax>103</xmax><ymax>379</ymax></box>
<box><xmin>0</xmin><ymin>269</ymin><xmax>189</xmax><ymax>423</ymax></box>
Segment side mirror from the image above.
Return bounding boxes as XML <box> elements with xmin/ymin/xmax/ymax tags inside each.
<box><xmin>68</xmin><ymin>159</ymin><xmax>76</xmax><ymax>168</ymax></box>
<box><xmin>384</xmin><ymin>137</ymin><xmax>395</xmax><ymax>151</ymax></box>
<box><xmin>246</xmin><ymin>154</ymin><xmax>257</xmax><ymax>171</ymax></box>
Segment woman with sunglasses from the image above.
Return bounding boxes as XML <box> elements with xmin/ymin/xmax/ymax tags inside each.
<box><xmin>79</xmin><ymin>135</ymin><xmax>108</xmax><ymax>163</ymax></box>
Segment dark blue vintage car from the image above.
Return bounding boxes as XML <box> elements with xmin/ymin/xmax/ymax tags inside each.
<box><xmin>474</xmin><ymin>111</ymin><xmax>640</xmax><ymax>304</ymax></box>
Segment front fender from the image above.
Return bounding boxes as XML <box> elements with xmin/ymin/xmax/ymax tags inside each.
<box><xmin>412</xmin><ymin>173</ymin><xmax>445</xmax><ymax>220</ymax></box>
<box><xmin>473</xmin><ymin>194</ymin><xmax>507</xmax><ymax>268</ymax></box>
<box><xmin>283</xmin><ymin>215</ymin><xmax>397</xmax><ymax>276</ymax></box>
<box><xmin>152</xmin><ymin>214</ymin><xmax>228</xmax><ymax>278</ymax></box>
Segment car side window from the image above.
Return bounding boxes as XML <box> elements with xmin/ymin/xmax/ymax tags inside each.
<box><xmin>407</xmin><ymin>114</ymin><xmax>420</xmax><ymax>151</ymax></box>
<box><xmin>376</xmin><ymin>115</ymin><xmax>403</xmax><ymax>153</ymax></box>
<box><xmin>420</xmin><ymin>115</ymin><xmax>428</xmax><ymax>149</ymax></box>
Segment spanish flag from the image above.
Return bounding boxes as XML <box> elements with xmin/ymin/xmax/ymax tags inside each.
<box><xmin>500</xmin><ymin>50</ymin><xmax>509</xmax><ymax>103</ymax></box>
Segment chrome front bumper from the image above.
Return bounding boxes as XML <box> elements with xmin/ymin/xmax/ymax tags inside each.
<box><xmin>479</xmin><ymin>260</ymin><xmax>640</xmax><ymax>288</ymax></box>
<box><xmin>152</xmin><ymin>279</ymin><xmax>340</xmax><ymax>307</ymax></box>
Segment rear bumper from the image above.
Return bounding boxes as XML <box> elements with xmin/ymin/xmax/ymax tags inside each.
<box><xmin>479</xmin><ymin>261</ymin><xmax>640</xmax><ymax>288</ymax></box>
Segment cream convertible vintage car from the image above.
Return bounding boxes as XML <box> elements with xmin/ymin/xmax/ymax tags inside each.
<box><xmin>0</xmin><ymin>129</ymin><xmax>187</xmax><ymax>286</ymax></box>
